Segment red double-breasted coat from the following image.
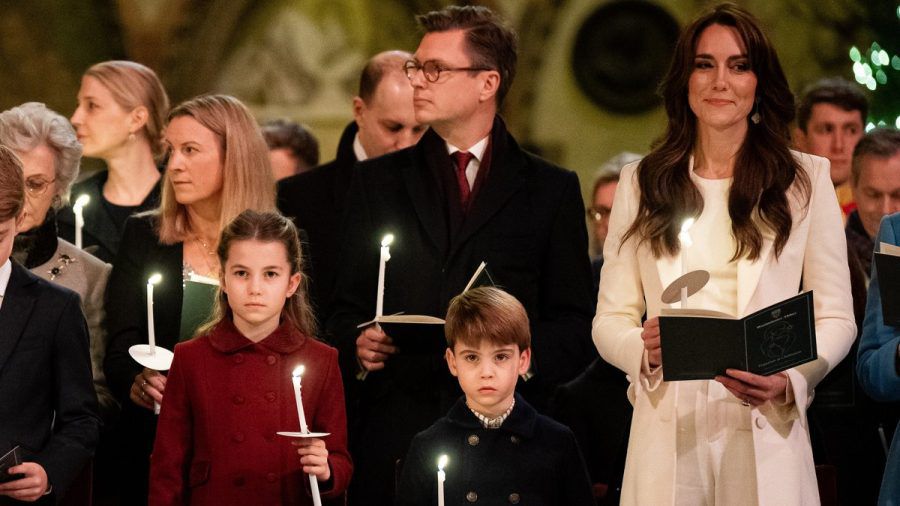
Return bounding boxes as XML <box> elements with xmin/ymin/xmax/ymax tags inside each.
<box><xmin>149</xmin><ymin>319</ymin><xmax>352</xmax><ymax>505</ymax></box>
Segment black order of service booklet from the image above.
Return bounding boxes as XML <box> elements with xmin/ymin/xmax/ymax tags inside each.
<box><xmin>659</xmin><ymin>291</ymin><xmax>816</xmax><ymax>381</ymax></box>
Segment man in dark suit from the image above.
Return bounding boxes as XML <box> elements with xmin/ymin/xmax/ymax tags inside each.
<box><xmin>277</xmin><ymin>50</ymin><xmax>427</xmax><ymax>325</ymax></box>
<box><xmin>0</xmin><ymin>146</ymin><xmax>100</xmax><ymax>504</ymax></box>
<box><xmin>327</xmin><ymin>6</ymin><xmax>594</xmax><ymax>503</ymax></box>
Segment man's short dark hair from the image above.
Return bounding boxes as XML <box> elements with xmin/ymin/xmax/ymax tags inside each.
<box><xmin>0</xmin><ymin>145</ymin><xmax>25</xmax><ymax>221</ymax></box>
<box><xmin>260</xmin><ymin>119</ymin><xmax>320</xmax><ymax>169</ymax></box>
<box><xmin>851</xmin><ymin>127</ymin><xmax>900</xmax><ymax>186</ymax></box>
<box><xmin>358</xmin><ymin>50</ymin><xmax>412</xmax><ymax>103</ymax></box>
<box><xmin>797</xmin><ymin>77</ymin><xmax>868</xmax><ymax>132</ymax></box>
<box><xmin>416</xmin><ymin>5</ymin><xmax>518</xmax><ymax>106</ymax></box>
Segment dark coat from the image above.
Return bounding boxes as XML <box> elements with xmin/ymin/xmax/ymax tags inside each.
<box><xmin>58</xmin><ymin>170</ymin><xmax>161</xmax><ymax>263</ymax></box>
<box><xmin>278</xmin><ymin>122</ymin><xmax>358</xmax><ymax>327</ymax></box>
<box><xmin>328</xmin><ymin>117</ymin><xmax>594</xmax><ymax>502</ymax></box>
<box><xmin>102</xmin><ymin>213</ymin><xmax>183</xmax><ymax>504</ymax></box>
<box><xmin>149</xmin><ymin>319</ymin><xmax>352</xmax><ymax>505</ymax></box>
<box><xmin>0</xmin><ymin>262</ymin><xmax>100</xmax><ymax>503</ymax></box>
<box><xmin>397</xmin><ymin>394</ymin><xmax>594</xmax><ymax>506</ymax></box>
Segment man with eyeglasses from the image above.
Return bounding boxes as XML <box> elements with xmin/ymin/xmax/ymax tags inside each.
<box><xmin>328</xmin><ymin>6</ymin><xmax>595</xmax><ymax>504</ymax></box>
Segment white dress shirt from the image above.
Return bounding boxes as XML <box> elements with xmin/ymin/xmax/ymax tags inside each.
<box><xmin>447</xmin><ymin>135</ymin><xmax>490</xmax><ymax>190</ymax></box>
<box><xmin>0</xmin><ymin>259</ymin><xmax>11</xmax><ymax>311</ymax></box>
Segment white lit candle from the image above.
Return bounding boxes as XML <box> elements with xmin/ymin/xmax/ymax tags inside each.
<box><xmin>437</xmin><ymin>454</ymin><xmax>447</xmax><ymax>506</ymax></box>
<box><xmin>73</xmin><ymin>194</ymin><xmax>90</xmax><ymax>249</ymax></box>
<box><xmin>146</xmin><ymin>274</ymin><xmax>162</xmax><ymax>352</ymax></box>
<box><xmin>292</xmin><ymin>366</ymin><xmax>322</xmax><ymax>506</ymax></box>
<box><xmin>375</xmin><ymin>234</ymin><xmax>394</xmax><ymax>318</ymax></box>
<box><xmin>678</xmin><ymin>218</ymin><xmax>695</xmax><ymax>309</ymax></box>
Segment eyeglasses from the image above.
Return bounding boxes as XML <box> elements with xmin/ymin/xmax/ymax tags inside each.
<box><xmin>586</xmin><ymin>206</ymin><xmax>612</xmax><ymax>223</ymax></box>
<box><xmin>25</xmin><ymin>176</ymin><xmax>57</xmax><ymax>197</ymax></box>
<box><xmin>403</xmin><ymin>59</ymin><xmax>492</xmax><ymax>83</ymax></box>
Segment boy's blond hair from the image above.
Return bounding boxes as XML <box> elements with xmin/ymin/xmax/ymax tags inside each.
<box><xmin>445</xmin><ymin>287</ymin><xmax>530</xmax><ymax>350</ymax></box>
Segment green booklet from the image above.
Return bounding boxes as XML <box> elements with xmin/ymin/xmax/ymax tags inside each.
<box><xmin>659</xmin><ymin>291</ymin><xmax>817</xmax><ymax>381</ymax></box>
<box><xmin>179</xmin><ymin>273</ymin><xmax>219</xmax><ymax>341</ymax></box>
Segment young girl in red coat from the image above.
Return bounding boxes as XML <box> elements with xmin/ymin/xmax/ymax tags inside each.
<box><xmin>149</xmin><ymin>210</ymin><xmax>352</xmax><ymax>505</ymax></box>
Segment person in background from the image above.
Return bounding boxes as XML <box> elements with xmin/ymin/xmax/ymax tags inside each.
<box><xmin>103</xmin><ymin>94</ymin><xmax>275</xmax><ymax>505</ymax></box>
<box><xmin>261</xmin><ymin>119</ymin><xmax>320</xmax><ymax>181</ymax></box>
<box><xmin>59</xmin><ymin>60</ymin><xmax>169</xmax><ymax>263</ymax></box>
<box><xmin>277</xmin><ymin>50</ymin><xmax>426</xmax><ymax>326</ymax></box>
<box><xmin>587</xmin><ymin>152</ymin><xmax>642</xmax><ymax>289</ymax></box>
<box><xmin>0</xmin><ymin>146</ymin><xmax>100</xmax><ymax>504</ymax></box>
<box><xmin>0</xmin><ymin>102</ymin><xmax>116</xmax><ymax>422</ymax></box>
<box><xmin>809</xmin><ymin>127</ymin><xmax>900</xmax><ymax>505</ymax></box>
<box><xmin>593</xmin><ymin>5</ymin><xmax>855</xmax><ymax>504</ymax></box>
<box><xmin>857</xmin><ymin>211</ymin><xmax>900</xmax><ymax>505</ymax></box>
<box><xmin>793</xmin><ymin>76</ymin><xmax>868</xmax><ymax>219</ymax></box>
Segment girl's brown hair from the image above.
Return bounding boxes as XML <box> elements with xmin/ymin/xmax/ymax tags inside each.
<box><xmin>200</xmin><ymin>209</ymin><xmax>317</xmax><ymax>338</ymax></box>
<box><xmin>622</xmin><ymin>3</ymin><xmax>810</xmax><ymax>261</ymax></box>
<box><xmin>156</xmin><ymin>95</ymin><xmax>275</xmax><ymax>244</ymax></box>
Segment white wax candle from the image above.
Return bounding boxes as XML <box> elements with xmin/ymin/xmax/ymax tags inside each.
<box><xmin>73</xmin><ymin>194</ymin><xmax>90</xmax><ymax>249</ymax></box>
<box><xmin>437</xmin><ymin>455</ymin><xmax>447</xmax><ymax>506</ymax></box>
<box><xmin>146</xmin><ymin>274</ymin><xmax>162</xmax><ymax>351</ymax></box>
<box><xmin>678</xmin><ymin>218</ymin><xmax>695</xmax><ymax>309</ymax></box>
<box><xmin>375</xmin><ymin>234</ymin><xmax>394</xmax><ymax>318</ymax></box>
<box><xmin>292</xmin><ymin>366</ymin><xmax>322</xmax><ymax>506</ymax></box>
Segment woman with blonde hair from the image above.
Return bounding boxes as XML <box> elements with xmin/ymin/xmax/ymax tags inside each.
<box><xmin>103</xmin><ymin>94</ymin><xmax>275</xmax><ymax>503</ymax></box>
<box><xmin>60</xmin><ymin>60</ymin><xmax>169</xmax><ymax>262</ymax></box>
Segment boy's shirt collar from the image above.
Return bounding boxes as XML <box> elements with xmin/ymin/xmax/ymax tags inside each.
<box><xmin>0</xmin><ymin>259</ymin><xmax>11</xmax><ymax>309</ymax></box>
<box><xmin>468</xmin><ymin>397</ymin><xmax>515</xmax><ymax>429</ymax></box>
<box><xmin>447</xmin><ymin>393</ymin><xmax>537</xmax><ymax>438</ymax></box>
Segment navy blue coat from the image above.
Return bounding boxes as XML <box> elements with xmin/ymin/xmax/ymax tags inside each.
<box><xmin>397</xmin><ymin>394</ymin><xmax>594</xmax><ymax>506</ymax></box>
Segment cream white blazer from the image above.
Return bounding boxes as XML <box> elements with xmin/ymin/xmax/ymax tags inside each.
<box><xmin>593</xmin><ymin>152</ymin><xmax>856</xmax><ymax>506</ymax></box>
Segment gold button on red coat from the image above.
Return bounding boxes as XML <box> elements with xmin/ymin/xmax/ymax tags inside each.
<box><xmin>266</xmin><ymin>355</ymin><xmax>277</xmax><ymax>365</ymax></box>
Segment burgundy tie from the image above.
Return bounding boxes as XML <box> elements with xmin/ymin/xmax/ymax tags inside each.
<box><xmin>452</xmin><ymin>151</ymin><xmax>475</xmax><ymax>209</ymax></box>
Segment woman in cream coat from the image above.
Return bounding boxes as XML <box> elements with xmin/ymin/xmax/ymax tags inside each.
<box><xmin>593</xmin><ymin>5</ymin><xmax>855</xmax><ymax>505</ymax></box>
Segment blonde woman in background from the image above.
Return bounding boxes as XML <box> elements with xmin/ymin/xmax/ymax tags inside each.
<box><xmin>60</xmin><ymin>60</ymin><xmax>169</xmax><ymax>262</ymax></box>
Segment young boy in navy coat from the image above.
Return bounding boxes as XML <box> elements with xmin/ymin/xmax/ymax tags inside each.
<box><xmin>396</xmin><ymin>287</ymin><xmax>594</xmax><ymax>505</ymax></box>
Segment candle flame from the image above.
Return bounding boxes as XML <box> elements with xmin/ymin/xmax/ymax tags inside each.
<box><xmin>437</xmin><ymin>454</ymin><xmax>448</xmax><ymax>471</ymax></box>
<box><xmin>680</xmin><ymin>218</ymin><xmax>695</xmax><ymax>234</ymax></box>
<box><xmin>292</xmin><ymin>365</ymin><xmax>305</xmax><ymax>377</ymax></box>
<box><xmin>147</xmin><ymin>273</ymin><xmax>162</xmax><ymax>285</ymax></box>
<box><xmin>73</xmin><ymin>194</ymin><xmax>90</xmax><ymax>210</ymax></box>
<box><xmin>381</xmin><ymin>234</ymin><xmax>394</xmax><ymax>247</ymax></box>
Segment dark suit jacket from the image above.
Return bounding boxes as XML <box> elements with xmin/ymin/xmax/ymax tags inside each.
<box><xmin>0</xmin><ymin>262</ymin><xmax>100</xmax><ymax>502</ymax></box>
<box><xmin>397</xmin><ymin>394</ymin><xmax>594</xmax><ymax>506</ymax></box>
<box><xmin>328</xmin><ymin>117</ymin><xmax>594</xmax><ymax>502</ymax></box>
<box><xmin>58</xmin><ymin>170</ymin><xmax>162</xmax><ymax>263</ymax></box>
<box><xmin>102</xmin><ymin>213</ymin><xmax>183</xmax><ymax>505</ymax></box>
<box><xmin>278</xmin><ymin>122</ymin><xmax>358</xmax><ymax>327</ymax></box>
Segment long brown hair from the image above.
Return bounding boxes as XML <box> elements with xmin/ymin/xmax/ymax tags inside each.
<box><xmin>623</xmin><ymin>3</ymin><xmax>809</xmax><ymax>261</ymax></box>
<box><xmin>200</xmin><ymin>210</ymin><xmax>317</xmax><ymax>338</ymax></box>
<box><xmin>156</xmin><ymin>95</ymin><xmax>275</xmax><ymax>244</ymax></box>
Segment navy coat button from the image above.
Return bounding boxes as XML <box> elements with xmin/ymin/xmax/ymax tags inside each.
<box><xmin>510</xmin><ymin>435</ymin><xmax>520</xmax><ymax>444</ymax></box>
<box><xmin>508</xmin><ymin>492</ymin><xmax>520</xmax><ymax>503</ymax></box>
<box><xmin>467</xmin><ymin>434</ymin><xmax>480</xmax><ymax>446</ymax></box>
<box><xmin>466</xmin><ymin>491</ymin><xmax>478</xmax><ymax>502</ymax></box>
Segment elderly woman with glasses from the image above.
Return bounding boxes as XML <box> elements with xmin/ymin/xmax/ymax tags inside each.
<box><xmin>0</xmin><ymin>102</ymin><xmax>117</xmax><ymax>421</ymax></box>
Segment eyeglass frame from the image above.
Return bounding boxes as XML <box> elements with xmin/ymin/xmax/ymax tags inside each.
<box><xmin>24</xmin><ymin>176</ymin><xmax>57</xmax><ymax>197</ymax></box>
<box><xmin>403</xmin><ymin>59</ymin><xmax>493</xmax><ymax>83</ymax></box>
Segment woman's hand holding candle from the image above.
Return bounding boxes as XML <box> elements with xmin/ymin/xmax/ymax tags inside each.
<box><xmin>640</xmin><ymin>317</ymin><xmax>662</xmax><ymax>368</ymax></box>
<box><xmin>130</xmin><ymin>368</ymin><xmax>167</xmax><ymax>410</ymax></box>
